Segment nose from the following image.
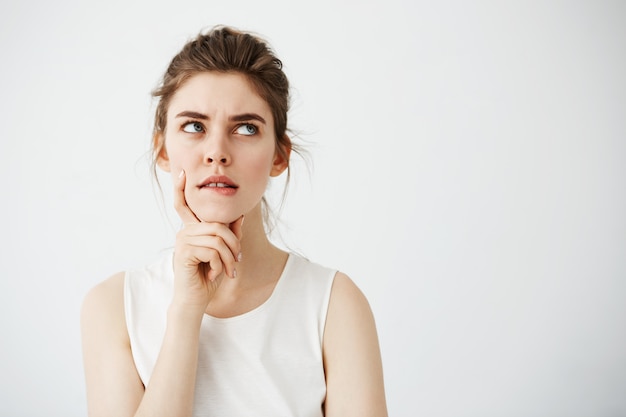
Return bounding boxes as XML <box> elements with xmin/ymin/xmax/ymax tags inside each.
<box><xmin>203</xmin><ymin>134</ymin><xmax>231</xmax><ymax>166</ymax></box>
<box><xmin>206</xmin><ymin>153</ymin><xmax>230</xmax><ymax>165</ymax></box>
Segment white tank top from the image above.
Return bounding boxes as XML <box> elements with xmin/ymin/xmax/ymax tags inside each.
<box><xmin>124</xmin><ymin>250</ymin><xmax>336</xmax><ymax>417</ymax></box>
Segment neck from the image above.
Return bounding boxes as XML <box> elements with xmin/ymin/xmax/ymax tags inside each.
<box><xmin>205</xmin><ymin>204</ymin><xmax>288</xmax><ymax>317</ymax></box>
<box><xmin>235</xmin><ymin>203</ymin><xmax>287</xmax><ymax>282</ymax></box>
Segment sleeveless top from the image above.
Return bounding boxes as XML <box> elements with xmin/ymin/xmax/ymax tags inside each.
<box><xmin>124</xmin><ymin>250</ymin><xmax>337</xmax><ymax>417</ymax></box>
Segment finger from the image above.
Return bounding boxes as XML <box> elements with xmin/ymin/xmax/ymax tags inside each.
<box><xmin>229</xmin><ymin>215</ymin><xmax>244</xmax><ymax>264</ymax></box>
<box><xmin>230</xmin><ymin>215</ymin><xmax>244</xmax><ymax>241</ymax></box>
<box><xmin>203</xmin><ymin>256</ymin><xmax>224</xmax><ymax>283</ymax></box>
<box><xmin>206</xmin><ymin>265</ymin><xmax>224</xmax><ymax>283</ymax></box>
<box><xmin>182</xmin><ymin>244</ymin><xmax>225</xmax><ymax>281</ymax></box>
<box><xmin>183</xmin><ymin>222</ymin><xmax>241</xmax><ymax>264</ymax></box>
<box><xmin>183</xmin><ymin>235</ymin><xmax>237</xmax><ymax>278</ymax></box>
<box><xmin>174</xmin><ymin>170</ymin><xmax>200</xmax><ymax>224</ymax></box>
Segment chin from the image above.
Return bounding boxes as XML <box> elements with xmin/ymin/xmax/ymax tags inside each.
<box><xmin>193</xmin><ymin>207</ymin><xmax>242</xmax><ymax>225</ymax></box>
<box><xmin>194</xmin><ymin>214</ymin><xmax>235</xmax><ymax>225</ymax></box>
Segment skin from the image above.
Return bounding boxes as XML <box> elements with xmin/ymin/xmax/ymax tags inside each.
<box><xmin>81</xmin><ymin>72</ymin><xmax>388</xmax><ymax>416</ymax></box>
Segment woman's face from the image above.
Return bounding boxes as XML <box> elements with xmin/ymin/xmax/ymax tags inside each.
<box><xmin>158</xmin><ymin>72</ymin><xmax>288</xmax><ymax>223</ymax></box>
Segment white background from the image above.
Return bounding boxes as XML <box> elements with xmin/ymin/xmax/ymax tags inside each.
<box><xmin>1</xmin><ymin>1</ymin><xmax>625</xmax><ymax>416</ymax></box>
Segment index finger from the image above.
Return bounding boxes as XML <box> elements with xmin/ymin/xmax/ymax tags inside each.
<box><xmin>174</xmin><ymin>170</ymin><xmax>200</xmax><ymax>224</ymax></box>
<box><xmin>229</xmin><ymin>215</ymin><xmax>244</xmax><ymax>241</ymax></box>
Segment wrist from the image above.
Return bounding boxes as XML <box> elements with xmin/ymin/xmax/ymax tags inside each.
<box><xmin>167</xmin><ymin>301</ymin><xmax>206</xmax><ymax>327</ymax></box>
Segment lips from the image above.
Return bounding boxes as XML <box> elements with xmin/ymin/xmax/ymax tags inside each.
<box><xmin>197</xmin><ymin>175</ymin><xmax>239</xmax><ymax>189</ymax></box>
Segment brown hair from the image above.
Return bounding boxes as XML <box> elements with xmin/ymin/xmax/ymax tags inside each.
<box><xmin>151</xmin><ymin>25</ymin><xmax>293</xmax><ymax>178</ymax></box>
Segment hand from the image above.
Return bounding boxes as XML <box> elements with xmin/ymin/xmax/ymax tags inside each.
<box><xmin>171</xmin><ymin>170</ymin><xmax>244</xmax><ymax>313</ymax></box>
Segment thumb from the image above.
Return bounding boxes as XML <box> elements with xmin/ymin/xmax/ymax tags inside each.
<box><xmin>229</xmin><ymin>215</ymin><xmax>245</xmax><ymax>240</ymax></box>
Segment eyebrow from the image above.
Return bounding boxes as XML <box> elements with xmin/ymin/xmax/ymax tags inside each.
<box><xmin>175</xmin><ymin>110</ymin><xmax>209</xmax><ymax>119</ymax></box>
<box><xmin>175</xmin><ymin>111</ymin><xmax>266</xmax><ymax>124</ymax></box>
<box><xmin>230</xmin><ymin>113</ymin><xmax>266</xmax><ymax>124</ymax></box>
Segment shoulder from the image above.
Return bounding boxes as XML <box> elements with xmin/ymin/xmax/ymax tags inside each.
<box><xmin>81</xmin><ymin>272</ymin><xmax>128</xmax><ymax>345</ymax></box>
<box><xmin>280</xmin><ymin>253</ymin><xmax>336</xmax><ymax>298</ymax></box>
<box><xmin>323</xmin><ymin>272</ymin><xmax>377</xmax><ymax>350</ymax></box>
<box><xmin>322</xmin><ymin>272</ymin><xmax>388</xmax><ymax>415</ymax></box>
<box><xmin>289</xmin><ymin>252</ymin><xmax>336</xmax><ymax>278</ymax></box>
<box><xmin>82</xmin><ymin>272</ymin><xmax>125</xmax><ymax>315</ymax></box>
<box><xmin>327</xmin><ymin>272</ymin><xmax>372</xmax><ymax>320</ymax></box>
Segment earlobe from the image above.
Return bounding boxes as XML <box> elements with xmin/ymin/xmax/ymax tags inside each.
<box><xmin>270</xmin><ymin>136</ymin><xmax>291</xmax><ymax>177</ymax></box>
<box><xmin>154</xmin><ymin>133</ymin><xmax>171</xmax><ymax>172</ymax></box>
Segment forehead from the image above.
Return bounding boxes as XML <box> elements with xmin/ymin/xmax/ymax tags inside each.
<box><xmin>167</xmin><ymin>72</ymin><xmax>272</xmax><ymax>121</ymax></box>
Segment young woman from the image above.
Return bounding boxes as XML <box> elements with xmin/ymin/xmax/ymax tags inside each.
<box><xmin>81</xmin><ymin>26</ymin><xmax>388</xmax><ymax>417</ymax></box>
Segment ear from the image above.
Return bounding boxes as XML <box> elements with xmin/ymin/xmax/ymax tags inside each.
<box><xmin>270</xmin><ymin>135</ymin><xmax>291</xmax><ymax>177</ymax></box>
<box><xmin>154</xmin><ymin>133</ymin><xmax>171</xmax><ymax>172</ymax></box>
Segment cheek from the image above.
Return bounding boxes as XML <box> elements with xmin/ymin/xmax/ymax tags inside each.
<box><xmin>245</xmin><ymin>150</ymin><xmax>276</xmax><ymax>180</ymax></box>
<box><xmin>164</xmin><ymin>142</ymin><xmax>195</xmax><ymax>173</ymax></box>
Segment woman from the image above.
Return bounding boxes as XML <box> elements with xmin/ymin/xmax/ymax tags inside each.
<box><xmin>81</xmin><ymin>25</ymin><xmax>388</xmax><ymax>417</ymax></box>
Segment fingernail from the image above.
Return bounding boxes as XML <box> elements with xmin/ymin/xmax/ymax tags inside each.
<box><xmin>241</xmin><ymin>215</ymin><xmax>245</xmax><ymax>227</ymax></box>
<box><xmin>232</xmin><ymin>268</ymin><xmax>237</xmax><ymax>279</ymax></box>
<box><xmin>237</xmin><ymin>252</ymin><xmax>243</xmax><ymax>262</ymax></box>
<box><xmin>178</xmin><ymin>169</ymin><xmax>185</xmax><ymax>178</ymax></box>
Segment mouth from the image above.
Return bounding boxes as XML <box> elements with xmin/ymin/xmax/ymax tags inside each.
<box><xmin>203</xmin><ymin>182</ymin><xmax>236</xmax><ymax>188</ymax></box>
<box><xmin>197</xmin><ymin>175</ymin><xmax>239</xmax><ymax>189</ymax></box>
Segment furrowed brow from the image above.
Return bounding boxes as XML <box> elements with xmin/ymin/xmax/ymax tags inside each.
<box><xmin>229</xmin><ymin>113</ymin><xmax>266</xmax><ymax>124</ymax></box>
<box><xmin>176</xmin><ymin>111</ymin><xmax>209</xmax><ymax>119</ymax></box>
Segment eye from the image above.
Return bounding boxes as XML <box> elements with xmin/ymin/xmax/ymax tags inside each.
<box><xmin>235</xmin><ymin>124</ymin><xmax>257</xmax><ymax>136</ymax></box>
<box><xmin>182</xmin><ymin>121</ymin><xmax>204</xmax><ymax>133</ymax></box>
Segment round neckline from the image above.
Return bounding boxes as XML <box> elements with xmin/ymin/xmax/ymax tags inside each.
<box><xmin>201</xmin><ymin>252</ymin><xmax>294</xmax><ymax>323</ymax></box>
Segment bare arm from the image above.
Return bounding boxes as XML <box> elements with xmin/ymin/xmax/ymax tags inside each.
<box><xmin>81</xmin><ymin>272</ymin><xmax>144</xmax><ymax>416</ymax></box>
<box><xmin>81</xmin><ymin>273</ymin><xmax>206</xmax><ymax>417</ymax></box>
<box><xmin>323</xmin><ymin>272</ymin><xmax>388</xmax><ymax>417</ymax></box>
<box><xmin>81</xmin><ymin>171</ymin><xmax>243</xmax><ymax>416</ymax></box>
